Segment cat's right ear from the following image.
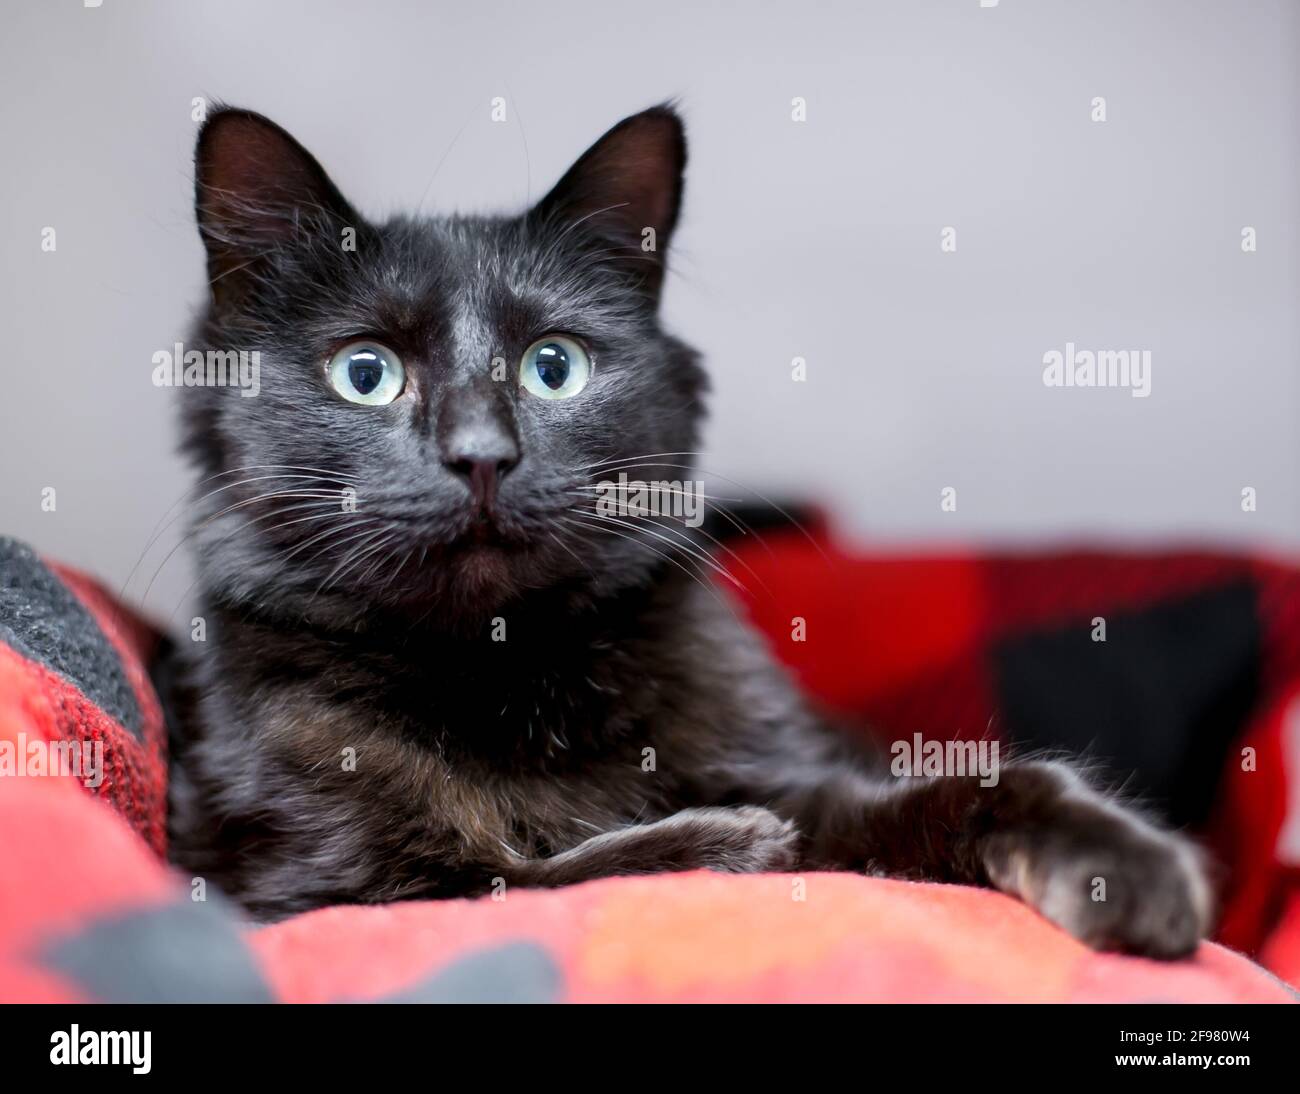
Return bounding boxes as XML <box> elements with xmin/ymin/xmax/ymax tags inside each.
<box><xmin>194</xmin><ymin>108</ymin><xmax>359</xmax><ymax>304</ymax></box>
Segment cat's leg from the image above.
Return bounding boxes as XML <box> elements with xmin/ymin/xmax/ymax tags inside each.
<box><xmin>765</xmin><ymin>760</ymin><xmax>1211</xmax><ymax>958</ymax></box>
<box><xmin>205</xmin><ymin>806</ymin><xmax>798</xmax><ymax>916</ymax></box>
<box><xmin>499</xmin><ymin>805</ymin><xmax>798</xmax><ymax>888</ymax></box>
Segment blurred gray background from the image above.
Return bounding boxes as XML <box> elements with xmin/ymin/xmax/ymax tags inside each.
<box><xmin>1</xmin><ymin>0</ymin><xmax>1297</xmax><ymax>626</ymax></box>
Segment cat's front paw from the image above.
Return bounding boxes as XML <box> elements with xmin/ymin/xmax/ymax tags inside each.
<box><xmin>685</xmin><ymin>805</ymin><xmax>800</xmax><ymax>874</ymax></box>
<box><xmin>984</xmin><ymin>807</ymin><xmax>1211</xmax><ymax>959</ymax></box>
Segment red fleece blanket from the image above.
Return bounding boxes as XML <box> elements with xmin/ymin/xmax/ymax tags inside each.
<box><xmin>0</xmin><ymin>533</ymin><xmax>1296</xmax><ymax>1002</ymax></box>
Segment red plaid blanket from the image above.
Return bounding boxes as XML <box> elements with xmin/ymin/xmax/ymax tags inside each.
<box><xmin>0</xmin><ymin>532</ymin><xmax>1295</xmax><ymax>1002</ymax></box>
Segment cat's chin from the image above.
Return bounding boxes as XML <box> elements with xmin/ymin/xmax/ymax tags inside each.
<box><xmin>445</xmin><ymin>540</ymin><xmax>516</xmax><ymax>589</ymax></box>
<box><xmin>422</xmin><ymin>533</ymin><xmax>553</xmax><ymax>611</ymax></box>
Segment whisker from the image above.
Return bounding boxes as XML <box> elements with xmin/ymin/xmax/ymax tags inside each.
<box><xmin>559</xmin><ymin>515</ymin><xmax>740</xmax><ymax>621</ymax></box>
<box><xmin>122</xmin><ymin>464</ymin><xmax>352</xmax><ymax>597</ymax></box>
<box><xmin>579</xmin><ymin>460</ymin><xmax>832</xmax><ymax>566</ymax></box>
<box><xmin>158</xmin><ymin>506</ymin><xmax>356</xmax><ymax>627</ymax></box>
<box><xmin>325</xmin><ymin>531</ymin><xmax>400</xmax><ymax>601</ymax></box>
<box><xmin>309</xmin><ymin>526</ymin><xmax>395</xmax><ymax>602</ymax></box>
<box><xmin>547</xmin><ymin>528</ymin><xmax>591</xmax><ymax>575</ymax></box>
<box><xmin>124</xmin><ymin>473</ymin><xmax>352</xmax><ymax>595</ymax></box>
<box><xmin>576</xmin><ymin>450</ymin><xmax>705</xmax><ymax>472</ymax></box>
<box><xmin>568</xmin><ymin>500</ymin><xmax>772</xmax><ymax>598</ymax></box>
<box><xmin>567</xmin><ymin>485</ymin><xmax>744</xmax><ymax>504</ymax></box>
<box><xmin>290</xmin><ymin>518</ymin><xmax>384</xmax><ymax>571</ymax></box>
<box><xmin>569</xmin><ymin>509</ymin><xmax>744</xmax><ymax>593</ymax></box>
<box><xmin>378</xmin><ymin>545</ymin><xmax>416</xmax><ymax>600</ymax></box>
<box><xmin>136</xmin><ymin>493</ymin><xmax>353</xmax><ymax>610</ymax></box>
<box><xmin>355</xmin><ymin>531</ymin><xmax>403</xmax><ymax>588</ymax></box>
<box><xmin>565</xmin><ymin>484</ymin><xmax>773</xmax><ymax>573</ymax></box>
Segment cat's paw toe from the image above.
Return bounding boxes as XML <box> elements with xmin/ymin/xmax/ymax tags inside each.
<box><xmin>990</xmin><ymin>825</ymin><xmax>1211</xmax><ymax>959</ymax></box>
<box><xmin>699</xmin><ymin>805</ymin><xmax>800</xmax><ymax>873</ymax></box>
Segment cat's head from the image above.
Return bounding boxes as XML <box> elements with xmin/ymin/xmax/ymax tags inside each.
<box><xmin>185</xmin><ymin>105</ymin><xmax>705</xmax><ymax>629</ymax></box>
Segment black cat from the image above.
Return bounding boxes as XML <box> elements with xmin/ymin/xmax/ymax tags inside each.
<box><xmin>167</xmin><ymin>105</ymin><xmax>1209</xmax><ymax>956</ymax></box>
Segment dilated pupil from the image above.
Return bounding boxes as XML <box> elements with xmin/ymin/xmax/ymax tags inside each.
<box><xmin>348</xmin><ymin>355</ymin><xmax>384</xmax><ymax>396</ymax></box>
<box><xmin>535</xmin><ymin>344</ymin><xmax>569</xmax><ymax>390</ymax></box>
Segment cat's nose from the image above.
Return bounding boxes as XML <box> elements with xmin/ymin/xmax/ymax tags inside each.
<box><xmin>437</xmin><ymin>383</ymin><xmax>520</xmax><ymax>512</ymax></box>
<box><xmin>443</xmin><ymin>450</ymin><xmax>518</xmax><ymax>513</ymax></box>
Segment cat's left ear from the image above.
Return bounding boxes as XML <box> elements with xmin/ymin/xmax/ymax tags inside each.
<box><xmin>528</xmin><ymin>104</ymin><xmax>686</xmax><ymax>301</ymax></box>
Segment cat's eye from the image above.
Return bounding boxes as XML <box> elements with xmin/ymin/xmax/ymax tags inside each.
<box><xmin>327</xmin><ymin>342</ymin><xmax>406</xmax><ymax>405</ymax></box>
<box><xmin>519</xmin><ymin>335</ymin><xmax>591</xmax><ymax>400</ymax></box>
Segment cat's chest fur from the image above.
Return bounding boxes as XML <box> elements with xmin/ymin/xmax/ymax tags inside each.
<box><xmin>176</xmin><ymin>576</ymin><xmax>776</xmax><ymax>909</ymax></box>
<box><xmin>211</xmin><ymin>577</ymin><xmax>710</xmax><ymax>759</ymax></box>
